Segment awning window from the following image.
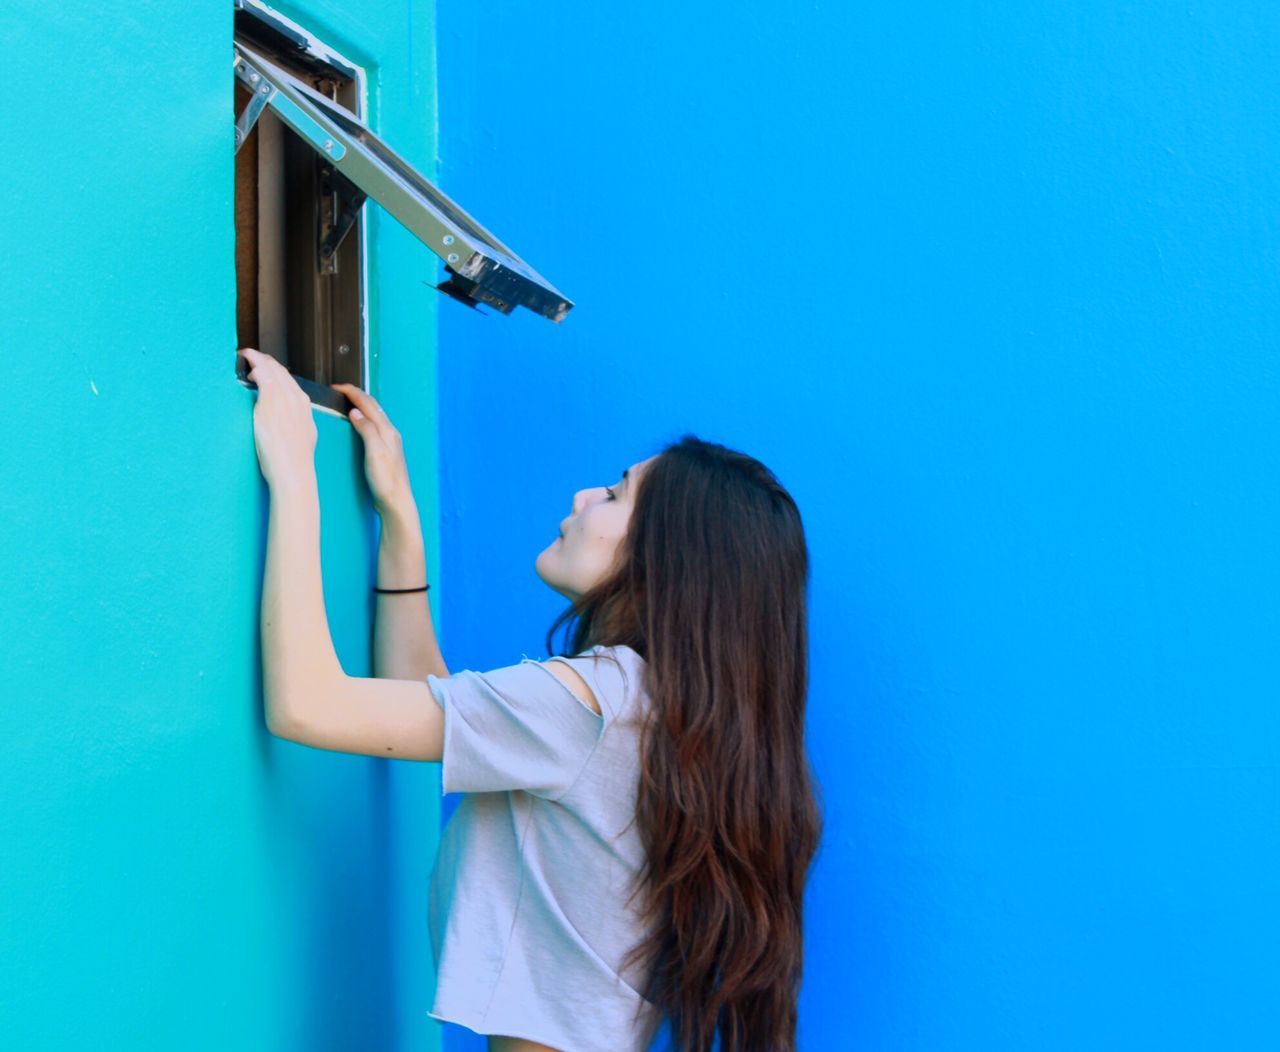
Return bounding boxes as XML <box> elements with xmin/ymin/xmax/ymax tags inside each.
<box><xmin>233</xmin><ymin>39</ymin><xmax>573</xmax><ymax>323</ymax></box>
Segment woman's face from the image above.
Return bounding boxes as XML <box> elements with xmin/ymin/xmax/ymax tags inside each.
<box><xmin>536</xmin><ymin>455</ymin><xmax>658</xmax><ymax>602</ymax></box>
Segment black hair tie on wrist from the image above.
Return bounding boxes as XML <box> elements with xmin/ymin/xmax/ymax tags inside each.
<box><xmin>373</xmin><ymin>584</ymin><xmax>430</xmax><ymax>593</ymax></box>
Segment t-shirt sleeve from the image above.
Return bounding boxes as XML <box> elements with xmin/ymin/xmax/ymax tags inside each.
<box><xmin>425</xmin><ymin>657</ymin><xmax>606</xmax><ymax>800</ymax></box>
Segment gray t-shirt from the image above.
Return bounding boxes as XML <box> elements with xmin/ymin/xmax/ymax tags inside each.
<box><xmin>424</xmin><ymin>643</ymin><xmax>664</xmax><ymax>1051</ymax></box>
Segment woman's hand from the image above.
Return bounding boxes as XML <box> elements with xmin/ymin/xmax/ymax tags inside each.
<box><xmin>238</xmin><ymin>348</ymin><xmax>318</xmax><ymax>491</ymax></box>
<box><xmin>330</xmin><ymin>382</ymin><xmax>415</xmax><ymax>517</ymax></box>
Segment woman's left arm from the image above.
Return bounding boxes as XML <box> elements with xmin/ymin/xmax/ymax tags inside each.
<box><xmin>238</xmin><ymin>347</ymin><xmax>343</xmax><ymax>732</ymax></box>
<box><xmin>260</xmin><ymin>471</ymin><xmax>344</xmax><ymax>735</ymax></box>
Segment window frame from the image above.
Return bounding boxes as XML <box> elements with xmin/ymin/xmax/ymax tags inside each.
<box><xmin>233</xmin><ymin>2</ymin><xmax>370</xmax><ymax>415</ymax></box>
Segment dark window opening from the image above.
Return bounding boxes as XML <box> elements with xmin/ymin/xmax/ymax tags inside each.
<box><xmin>234</xmin><ymin>2</ymin><xmax>363</xmax><ymax>413</ymax></box>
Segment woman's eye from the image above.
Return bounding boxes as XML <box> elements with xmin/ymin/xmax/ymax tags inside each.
<box><xmin>605</xmin><ymin>487</ymin><xmax>616</xmax><ymax>501</ymax></box>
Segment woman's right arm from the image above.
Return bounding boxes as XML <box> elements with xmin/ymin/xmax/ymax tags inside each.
<box><xmin>330</xmin><ymin>381</ymin><xmax>450</xmax><ymax>682</ymax></box>
<box><xmin>374</xmin><ymin>498</ymin><xmax>449</xmax><ymax>680</ymax></box>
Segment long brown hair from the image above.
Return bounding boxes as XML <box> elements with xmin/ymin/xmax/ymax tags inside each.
<box><xmin>545</xmin><ymin>434</ymin><xmax>823</xmax><ymax>1051</ymax></box>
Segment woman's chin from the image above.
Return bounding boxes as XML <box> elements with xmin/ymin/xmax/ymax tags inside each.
<box><xmin>535</xmin><ymin>550</ymin><xmax>561</xmax><ymax>584</ymax></box>
<box><xmin>539</xmin><ymin>578</ymin><xmax>575</xmax><ymax>602</ymax></box>
<box><xmin>534</xmin><ymin>560</ymin><xmax>576</xmax><ymax>602</ymax></box>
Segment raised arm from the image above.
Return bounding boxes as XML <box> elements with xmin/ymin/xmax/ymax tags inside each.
<box><xmin>259</xmin><ymin>461</ymin><xmax>445</xmax><ymax>760</ymax></box>
<box><xmin>259</xmin><ymin>470</ymin><xmax>592</xmax><ymax>762</ymax></box>
<box><xmin>373</xmin><ymin>498</ymin><xmax>449</xmax><ymax>680</ymax></box>
<box><xmin>332</xmin><ymin>381</ymin><xmax>449</xmax><ymax>681</ymax></box>
<box><xmin>241</xmin><ymin>349</ymin><xmax>446</xmax><ymax>761</ymax></box>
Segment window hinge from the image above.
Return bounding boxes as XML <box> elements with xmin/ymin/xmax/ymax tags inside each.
<box><xmin>233</xmin><ymin>56</ymin><xmax>273</xmax><ymax>154</ymax></box>
<box><xmin>318</xmin><ymin>162</ymin><xmax>367</xmax><ymax>274</ymax></box>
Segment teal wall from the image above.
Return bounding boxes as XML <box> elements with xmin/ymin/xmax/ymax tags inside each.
<box><xmin>1</xmin><ymin>3</ymin><xmax>444</xmax><ymax>1049</ymax></box>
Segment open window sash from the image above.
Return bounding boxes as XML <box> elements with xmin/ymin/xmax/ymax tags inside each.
<box><xmin>232</xmin><ymin>40</ymin><xmax>573</xmax><ymax>323</ymax></box>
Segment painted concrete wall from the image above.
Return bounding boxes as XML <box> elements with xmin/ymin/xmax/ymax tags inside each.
<box><xmin>435</xmin><ymin>3</ymin><xmax>1280</xmax><ymax>1049</ymax></box>
<box><xmin>1</xmin><ymin>3</ymin><xmax>444</xmax><ymax>1049</ymax></box>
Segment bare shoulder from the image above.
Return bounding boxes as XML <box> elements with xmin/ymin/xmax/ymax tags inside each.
<box><xmin>541</xmin><ymin>658</ymin><xmax>602</xmax><ymax>716</ymax></box>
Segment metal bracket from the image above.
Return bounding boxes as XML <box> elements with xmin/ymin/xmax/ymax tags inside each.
<box><xmin>234</xmin><ymin>49</ymin><xmax>346</xmax><ymax>162</ymax></box>
<box><xmin>318</xmin><ymin>161</ymin><xmax>368</xmax><ymax>274</ymax></box>
<box><xmin>231</xmin><ymin>37</ymin><xmax>571</xmax><ymax>320</ymax></box>
<box><xmin>233</xmin><ymin>56</ymin><xmax>274</xmax><ymax>154</ymax></box>
<box><xmin>434</xmin><ymin>267</ymin><xmax>514</xmax><ymax>315</ymax></box>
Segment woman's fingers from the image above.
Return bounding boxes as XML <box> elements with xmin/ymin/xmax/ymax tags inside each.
<box><xmin>327</xmin><ymin>382</ymin><xmax>412</xmax><ymax>511</ymax></box>
<box><xmin>330</xmin><ymin>383</ymin><xmax>384</xmax><ymax>446</ymax></box>
<box><xmin>330</xmin><ymin>382</ymin><xmax>385</xmax><ymax>420</ymax></box>
<box><xmin>344</xmin><ymin>406</ymin><xmax>379</xmax><ymax>442</ymax></box>
<box><xmin>330</xmin><ymin>382</ymin><xmax>400</xmax><ymax>442</ymax></box>
<box><xmin>238</xmin><ymin>348</ymin><xmax>290</xmax><ymax>391</ymax></box>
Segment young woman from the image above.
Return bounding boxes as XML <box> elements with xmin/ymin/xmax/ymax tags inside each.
<box><xmin>239</xmin><ymin>347</ymin><xmax>823</xmax><ymax>1052</ymax></box>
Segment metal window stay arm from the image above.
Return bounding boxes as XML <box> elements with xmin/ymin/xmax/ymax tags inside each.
<box><xmin>231</xmin><ymin>44</ymin><xmax>573</xmax><ymax>323</ymax></box>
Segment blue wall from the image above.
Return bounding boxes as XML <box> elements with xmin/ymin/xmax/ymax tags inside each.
<box><xmin>435</xmin><ymin>3</ymin><xmax>1280</xmax><ymax>1048</ymax></box>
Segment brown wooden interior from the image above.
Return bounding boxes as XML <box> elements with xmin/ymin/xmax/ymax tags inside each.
<box><xmin>233</xmin><ymin>81</ymin><xmax>259</xmax><ymax>354</ymax></box>
<box><xmin>232</xmin><ymin>47</ymin><xmax>365</xmax><ymax>390</ymax></box>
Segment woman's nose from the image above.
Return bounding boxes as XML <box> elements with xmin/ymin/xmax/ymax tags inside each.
<box><xmin>571</xmin><ymin>488</ymin><xmax>600</xmax><ymax>515</ymax></box>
